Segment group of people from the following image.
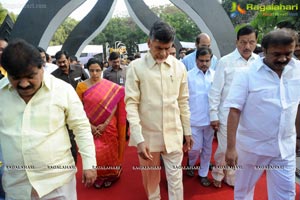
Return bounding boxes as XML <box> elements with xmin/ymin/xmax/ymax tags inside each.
<box><xmin>0</xmin><ymin>19</ymin><xmax>299</xmax><ymax>200</ymax></box>
<box><xmin>125</xmin><ymin>21</ymin><xmax>300</xmax><ymax>200</ymax></box>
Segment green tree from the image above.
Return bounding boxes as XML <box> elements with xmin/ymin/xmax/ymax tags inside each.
<box><xmin>50</xmin><ymin>17</ymin><xmax>78</xmax><ymax>45</ymax></box>
<box><xmin>92</xmin><ymin>17</ymin><xmax>148</xmax><ymax>56</ymax></box>
<box><xmin>0</xmin><ymin>3</ymin><xmax>8</xmax><ymax>25</ymax></box>
<box><xmin>154</xmin><ymin>5</ymin><xmax>200</xmax><ymax>42</ymax></box>
<box><xmin>0</xmin><ymin>3</ymin><xmax>17</xmax><ymax>25</ymax></box>
<box><xmin>223</xmin><ymin>0</ymin><xmax>300</xmax><ymax>43</ymax></box>
<box><xmin>91</xmin><ymin>5</ymin><xmax>200</xmax><ymax>56</ymax></box>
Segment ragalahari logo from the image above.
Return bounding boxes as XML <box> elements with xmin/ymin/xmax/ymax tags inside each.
<box><xmin>230</xmin><ymin>2</ymin><xmax>247</xmax><ymax>18</ymax></box>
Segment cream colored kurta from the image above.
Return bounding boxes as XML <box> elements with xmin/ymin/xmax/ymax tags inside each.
<box><xmin>0</xmin><ymin>74</ymin><xmax>96</xmax><ymax>199</ymax></box>
<box><xmin>125</xmin><ymin>52</ymin><xmax>191</xmax><ymax>153</ymax></box>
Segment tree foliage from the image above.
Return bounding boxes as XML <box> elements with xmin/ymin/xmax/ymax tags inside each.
<box><xmin>1</xmin><ymin>2</ymin><xmax>299</xmax><ymax>54</ymax></box>
<box><xmin>0</xmin><ymin>3</ymin><xmax>17</xmax><ymax>24</ymax></box>
<box><xmin>50</xmin><ymin>17</ymin><xmax>78</xmax><ymax>46</ymax></box>
<box><xmin>152</xmin><ymin>5</ymin><xmax>199</xmax><ymax>42</ymax></box>
<box><xmin>91</xmin><ymin>5</ymin><xmax>200</xmax><ymax>56</ymax></box>
<box><xmin>222</xmin><ymin>0</ymin><xmax>300</xmax><ymax>43</ymax></box>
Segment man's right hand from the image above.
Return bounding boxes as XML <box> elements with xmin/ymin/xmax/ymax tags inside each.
<box><xmin>137</xmin><ymin>142</ymin><xmax>153</xmax><ymax>160</ymax></box>
<box><xmin>225</xmin><ymin>147</ymin><xmax>238</xmax><ymax>167</ymax></box>
<box><xmin>210</xmin><ymin>120</ymin><xmax>220</xmax><ymax>131</ymax></box>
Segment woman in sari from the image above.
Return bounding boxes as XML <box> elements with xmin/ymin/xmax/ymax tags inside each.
<box><xmin>76</xmin><ymin>58</ymin><xmax>126</xmax><ymax>188</ymax></box>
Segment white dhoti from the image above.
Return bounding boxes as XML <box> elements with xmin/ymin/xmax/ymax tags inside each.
<box><xmin>234</xmin><ymin>147</ymin><xmax>295</xmax><ymax>200</ymax></box>
<box><xmin>211</xmin><ymin>124</ymin><xmax>235</xmax><ymax>185</ymax></box>
<box><xmin>188</xmin><ymin>125</ymin><xmax>214</xmax><ymax>177</ymax></box>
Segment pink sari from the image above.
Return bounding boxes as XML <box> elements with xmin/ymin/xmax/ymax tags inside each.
<box><xmin>82</xmin><ymin>79</ymin><xmax>126</xmax><ymax>184</ymax></box>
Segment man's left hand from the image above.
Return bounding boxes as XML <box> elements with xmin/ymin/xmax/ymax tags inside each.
<box><xmin>183</xmin><ymin>135</ymin><xmax>193</xmax><ymax>152</ymax></box>
<box><xmin>82</xmin><ymin>169</ymin><xmax>97</xmax><ymax>187</ymax></box>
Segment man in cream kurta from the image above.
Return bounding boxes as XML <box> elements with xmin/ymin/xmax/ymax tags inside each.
<box><xmin>0</xmin><ymin>39</ymin><xmax>97</xmax><ymax>199</ymax></box>
<box><xmin>125</xmin><ymin>21</ymin><xmax>192</xmax><ymax>200</ymax></box>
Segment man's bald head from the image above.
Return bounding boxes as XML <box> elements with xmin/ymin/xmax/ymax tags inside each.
<box><xmin>261</xmin><ymin>28</ymin><xmax>296</xmax><ymax>50</ymax></box>
<box><xmin>195</xmin><ymin>33</ymin><xmax>211</xmax><ymax>49</ymax></box>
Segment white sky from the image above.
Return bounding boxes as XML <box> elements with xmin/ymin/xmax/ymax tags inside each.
<box><xmin>1</xmin><ymin>0</ymin><xmax>171</xmax><ymax>20</ymax></box>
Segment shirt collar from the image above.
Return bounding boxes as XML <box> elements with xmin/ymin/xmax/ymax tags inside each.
<box><xmin>108</xmin><ymin>65</ymin><xmax>125</xmax><ymax>71</ymax></box>
<box><xmin>145</xmin><ymin>51</ymin><xmax>172</xmax><ymax>68</ymax></box>
<box><xmin>232</xmin><ymin>48</ymin><xmax>258</xmax><ymax>62</ymax></box>
<box><xmin>255</xmin><ymin>57</ymin><xmax>297</xmax><ymax>72</ymax></box>
<box><xmin>43</xmin><ymin>72</ymin><xmax>51</xmax><ymax>90</ymax></box>
<box><xmin>194</xmin><ymin>66</ymin><xmax>214</xmax><ymax>76</ymax></box>
<box><xmin>0</xmin><ymin>76</ymin><xmax>9</xmax><ymax>90</ymax></box>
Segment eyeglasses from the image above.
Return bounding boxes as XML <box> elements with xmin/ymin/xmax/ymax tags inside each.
<box><xmin>89</xmin><ymin>69</ymin><xmax>102</xmax><ymax>73</ymax></box>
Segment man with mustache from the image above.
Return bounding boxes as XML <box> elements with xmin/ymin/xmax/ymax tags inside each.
<box><xmin>52</xmin><ymin>50</ymin><xmax>89</xmax><ymax>89</ymax></box>
<box><xmin>125</xmin><ymin>21</ymin><xmax>192</xmax><ymax>200</ymax></box>
<box><xmin>0</xmin><ymin>39</ymin><xmax>96</xmax><ymax>199</ymax></box>
<box><xmin>182</xmin><ymin>33</ymin><xmax>218</xmax><ymax>71</ymax></box>
<box><xmin>225</xmin><ymin>28</ymin><xmax>299</xmax><ymax>200</ymax></box>
<box><xmin>186</xmin><ymin>47</ymin><xmax>215</xmax><ymax>187</ymax></box>
<box><xmin>208</xmin><ymin>25</ymin><xmax>259</xmax><ymax>188</ymax></box>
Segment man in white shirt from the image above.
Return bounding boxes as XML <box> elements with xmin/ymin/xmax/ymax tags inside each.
<box><xmin>225</xmin><ymin>28</ymin><xmax>299</xmax><ymax>200</ymax></box>
<box><xmin>182</xmin><ymin>33</ymin><xmax>218</xmax><ymax>71</ymax></box>
<box><xmin>37</xmin><ymin>47</ymin><xmax>58</xmax><ymax>74</ymax></box>
<box><xmin>208</xmin><ymin>25</ymin><xmax>259</xmax><ymax>188</ymax></box>
<box><xmin>186</xmin><ymin>47</ymin><xmax>215</xmax><ymax>187</ymax></box>
<box><xmin>0</xmin><ymin>39</ymin><xmax>97</xmax><ymax>199</ymax></box>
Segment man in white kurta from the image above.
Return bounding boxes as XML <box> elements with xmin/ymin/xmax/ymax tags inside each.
<box><xmin>187</xmin><ymin>47</ymin><xmax>214</xmax><ymax>186</ymax></box>
<box><xmin>208</xmin><ymin>25</ymin><xmax>259</xmax><ymax>187</ymax></box>
<box><xmin>225</xmin><ymin>29</ymin><xmax>299</xmax><ymax>200</ymax></box>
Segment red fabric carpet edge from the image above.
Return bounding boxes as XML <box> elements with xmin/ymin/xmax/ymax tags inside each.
<box><xmin>76</xmin><ymin>139</ymin><xmax>300</xmax><ymax>200</ymax></box>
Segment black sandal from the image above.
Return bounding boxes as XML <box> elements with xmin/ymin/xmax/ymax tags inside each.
<box><xmin>104</xmin><ymin>181</ymin><xmax>112</xmax><ymax>188</ymax></box>
<box><xmin>199</xmin><ymin>176</ymin><xmax>211</xmax><ymax>187</ymax></box>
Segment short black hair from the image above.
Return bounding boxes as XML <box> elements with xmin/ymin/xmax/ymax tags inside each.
<box><xmin>276</xmin><ymin>21</ymin><xmax>295</xmax><ymax>30</ymax></box>
<box><xmin>0</xmin><ymin>37</ymin><xmax>8</xmax><ymax>43</ymax></box>
<box><xmin>237</xmin><ymin>25</ymin><xmax>257</xmax><ymax>40</ymax></box>
<box><xmin>69</xmin><ymin>55</ymin><xmax>78</xmax><ymax>62</ymax></box>
<box><xmin>261</xmin><ymin>29</ymin><xmax>296</xmax><ymax>50</ymax></box>
<box><xmin>149</xmin><ymin>21</ymin><xmax>175</xmax><ymax>43</ymax></box>
<box><xmin>55</xmin><ymin>50</ymin><xmax>69</xmax><ymax>60</ymax></box>
<box><xmin>196</xmin><ymin>46</ymin><xmax>213</xmax><ymax>59</ymax></box>
<box><xmin>37</xmin><ymin>46</ymin><xmax>46</xmax><ymax>53</ymax></box>
<box><xmin>108</xmin><ymin>51</ymin><xmax>120</xmax><ymax>61</ymax></box>
<box><xmin>127</xmin><ymin>55</ymin><xmax>135</xmax><ymax>61</ymax></box>
<box><xmin>86</xmin><ymin>58</ymin><xmax>103</xmax><ymax>70</ymax></box>
<box><xmin>1</xmin><ymin>39</ymin><xmax>43</xmax><ymax>76</ymax></box>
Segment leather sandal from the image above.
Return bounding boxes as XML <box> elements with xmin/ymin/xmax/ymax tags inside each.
<box><xmin>199</xmin><ymin>176</ymin><xmax>211</xmax><ymax>187</ymax></box>
<box><xmin>213</xmin><ymin>179</ymin><xmax>222</xmax><ymax>188</ymax></box>
<box><xmin>186</xmin><ymin>169</ymin><xmax>194</xmax><ymax>177</ymax></box>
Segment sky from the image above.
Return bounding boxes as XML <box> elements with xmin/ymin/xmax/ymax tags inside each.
<box><xmin>1</xmin><ymin>0</ymin><xmax>171</xmax><ymax>20</ymax></box>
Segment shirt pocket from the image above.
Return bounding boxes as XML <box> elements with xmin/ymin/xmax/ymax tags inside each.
<box><xmin>286</xmin><ymin>79</ymin><xmax>300</xmax><ymax>103</ymax></box>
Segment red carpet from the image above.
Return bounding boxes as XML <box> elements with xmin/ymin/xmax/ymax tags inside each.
<box><xmin>76</xmin><ymin>139</ymin><xmax>300</xmax><ymax>199</ymax></box>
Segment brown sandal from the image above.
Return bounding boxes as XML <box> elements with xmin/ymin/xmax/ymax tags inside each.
<box><xmin>213</xmin><ymin>179</ymin><xmax>222</xmax><ymax>188</ymax></box>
